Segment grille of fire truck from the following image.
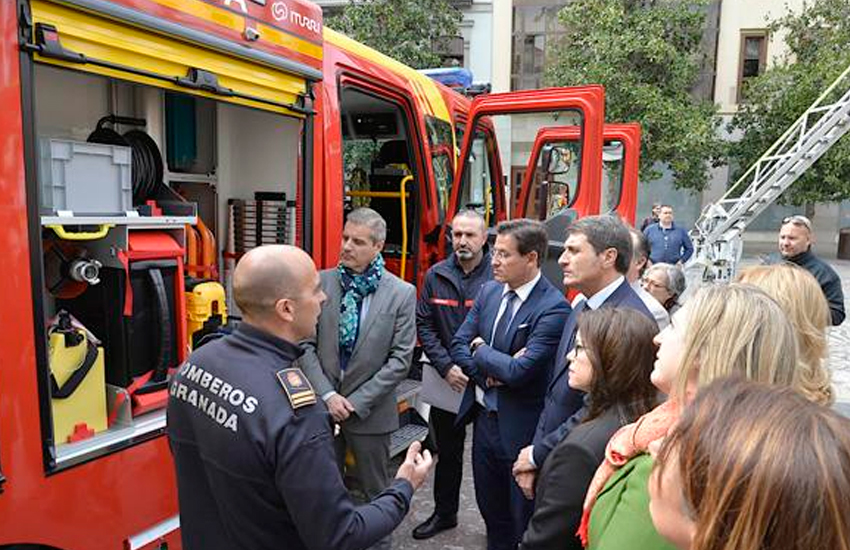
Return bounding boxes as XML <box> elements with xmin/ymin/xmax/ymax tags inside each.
<box><xmin>689</xmin><ymin>62</ymin><xmax>850</xmax><ymax>282</ymax></box>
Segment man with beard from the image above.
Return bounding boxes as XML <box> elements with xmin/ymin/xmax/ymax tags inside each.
<box><xmin>767</xmin><ymin>214</ymin><xmax>845</xmax><ymax>325</ymax></box>
<box><xmin>412</xmin><ymin>209</ymin><xmax>493</xmax><ymax>540</ymax></box>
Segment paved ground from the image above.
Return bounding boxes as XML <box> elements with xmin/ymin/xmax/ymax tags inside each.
<box><xmin>390</xmin><ymin>250</ymin><xmax>850</xmax><ymax>550</ymax></box>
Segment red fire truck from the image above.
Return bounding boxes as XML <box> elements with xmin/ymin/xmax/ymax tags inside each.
<box><xmin>0</xmin><ymin>0</ymin><xmax>608</xmax><ymax>547</ymax></box>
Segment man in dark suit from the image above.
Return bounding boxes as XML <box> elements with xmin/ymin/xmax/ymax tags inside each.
<box><xmin>512</xmin><ymin>215</ymin><xmax>655</xmax><ymax>499</ymax></box>
<box><xmin>300</xmin><ymin>208</ymin><xmax>416</xmax><ymax>550</ymax></box>
<box><xmin>451</xmin><ymin>219</ymin><xmax>571</xmax><ymax>550</ymax></box>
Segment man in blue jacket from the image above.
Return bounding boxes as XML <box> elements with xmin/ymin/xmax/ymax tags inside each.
<box><xmin>413</xmin><ymin>209</ymin><xmax>492</xmax><ymax>539</ymax></box>
<box><xmin>512</xmin><ymin>215</ymin><xmax>655</xmax><ymax>500</ymax></box>
<box><xmin>643</xmin><ymin>205</ymin><xmax>693</xmax><ymax>264</ymax></box>
<box><xmin>451</xmin><ymin>219</ymin><xmax>571</xmax><ymax>550</ymax></box>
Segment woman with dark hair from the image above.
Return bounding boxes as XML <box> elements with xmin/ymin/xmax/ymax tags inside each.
<box><xmin>519</xmin><ymin>308</ymin><xmax>659</xmax><ymax>550</ymax></box>
<box><xmin>650</xmin><ymin>377</ymin><xmax>850</xmax><ymax>550</ymax></box>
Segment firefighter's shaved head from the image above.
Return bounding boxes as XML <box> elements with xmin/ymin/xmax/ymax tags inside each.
<box><xmin>233</xmin><ymin>245</ymin><xmax>325</xmax><ymax>340</ymax></box>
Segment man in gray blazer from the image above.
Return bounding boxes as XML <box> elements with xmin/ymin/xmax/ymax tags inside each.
<box><xmin>300</xmin><ymin>208</ymin><xmax>416</xmax><ymax>550</ymax></box>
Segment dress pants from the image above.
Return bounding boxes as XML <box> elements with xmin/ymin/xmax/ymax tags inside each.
<box><xmin>472</xmin><ymin>408</ymin><xmax>535</xmax><ymax>550</ymax></box>
<box><xmin>430</xmin><ymin>406</ymin><xmax>467</xmax><ymax>518</ymax></box>
<box><xmin>335</xmin><ymin>428</ymin><xmax>392</xmax><ymax>550</ymax></box>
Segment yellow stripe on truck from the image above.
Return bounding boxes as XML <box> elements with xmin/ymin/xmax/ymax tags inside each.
<box><xmin>324</xmin><ymin>28</ymin><xmax>450</xmax><ymax>123</ymax></box>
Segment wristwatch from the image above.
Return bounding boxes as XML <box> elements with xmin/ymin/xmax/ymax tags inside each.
<box><xmin>470</xmin><ymin>339</ymin><xmax>485</xmax><ymax>355</ymax></box>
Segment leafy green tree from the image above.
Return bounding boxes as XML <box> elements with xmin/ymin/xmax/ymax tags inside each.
<box><xmin>727</xmin><ymin>0</ymin><xmax>850</xmax><ymax>206</ymax></box>
<box><xmin>546</xmin><ymin>0</ymin><xmax>725</xmax><ymax>191</ymax></box>
<box><xmin>327</xmin><ymin>0</ymin><xmax>462</xmax><ymax>69</ymax></box>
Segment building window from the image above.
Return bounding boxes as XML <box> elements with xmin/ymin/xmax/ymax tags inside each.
<box><xmin>737</xmin><ymin>31</ymin><xmax>767</xmax><ymax>102</ymax></box>
<box><xmin>511</xmin><ymin>5</ymin><xmax>565</xmax><ymax>91</ymax></box>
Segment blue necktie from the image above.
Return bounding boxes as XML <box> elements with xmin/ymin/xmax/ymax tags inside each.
<box><xmin>483</xmin><ymin>291</ymin><xmax>518</xmax><ymax>413</ymax></box>
<box><xmin>492</xmin><ymin>290</ymin><xmax>518</xmax><ymax>352</ymax></box>
<box><xmin>567</xmin><ymin>299</ymin><xmax>588</xmax><ymax>356</ymax></box>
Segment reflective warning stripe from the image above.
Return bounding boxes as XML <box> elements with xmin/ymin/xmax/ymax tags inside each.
<box><xmin>429</xmin><ymin>298</ymin><xmax>475</xmax><ymax>308</ymax></box>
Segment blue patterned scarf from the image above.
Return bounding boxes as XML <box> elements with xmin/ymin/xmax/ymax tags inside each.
<box><xmin>338</xmin><ymin>253</ymin><xmax>384</xmax><ymax>357</ymax></box>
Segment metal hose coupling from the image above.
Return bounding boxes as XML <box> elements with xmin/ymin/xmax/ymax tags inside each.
<box><xmin>68</xmin><ymin>258</ymin><xmax>102</xmax><ymax>285</ymax></box>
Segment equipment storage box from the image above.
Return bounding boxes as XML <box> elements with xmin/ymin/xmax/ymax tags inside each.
<box><xmin>39</xmin><ymin>138</ymin><xmax>133</xmax><ymax>215</ymax></box>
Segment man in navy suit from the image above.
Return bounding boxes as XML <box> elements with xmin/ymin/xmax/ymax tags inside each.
<box><xmin>512</xmin><ymin>215</ymin><xmax>656</xmax><ymax>499</ymax></box>
<box><xmin>451</xmin><ymin>219</ymin><xmax>571</xmax><ymax>550</ymax></box>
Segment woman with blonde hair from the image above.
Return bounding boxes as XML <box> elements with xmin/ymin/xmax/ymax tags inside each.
<box><xmin>737</xmin><ymin>263</ymin><xmax>832</xmax><ymax>405</ymax></box>
<box><xmin>650</xmin><ymin>377</ymin><xmax>850</xmax><ymax>550</ymax></box>
<box><xmin>581</xmin><ymin>284</ymin><xmax>800</xmax><ymax>550</ymax></box>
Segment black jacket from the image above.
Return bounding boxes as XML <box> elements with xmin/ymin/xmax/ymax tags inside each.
<box><xmin>520</xmin><ymin>405</ymin><xmax>630</xmax><ymax>550</ymax></box>
<box><xmin>768</xmin><ymin>249</ymin><xmax>845</xmax><ymax>326</ymax></box>
<box><xmin>416</xmin><ymin>249</ymin><xmax>492</xmax><ymax>376</ymax></box>
<box><xmin>167</xmin><ymin>323</ymin><xmax>413</xmax><ymax>550</ymax></box>
<box><xmin>532</xmin><ymin>280</ymin><xmax>654</xmax><ymax>467</ymax></box>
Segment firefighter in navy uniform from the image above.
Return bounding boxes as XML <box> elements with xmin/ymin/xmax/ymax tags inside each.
<box><xmin>167</xmin><ymin>245</ymin><xmax>433</xmax><ymax>550</ymax></box>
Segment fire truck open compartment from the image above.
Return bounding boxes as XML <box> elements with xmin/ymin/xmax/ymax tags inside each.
<box><xmin>29</xmin><ymin>60</ymin><xmax>306</xmax><ymax>469</ymax></box>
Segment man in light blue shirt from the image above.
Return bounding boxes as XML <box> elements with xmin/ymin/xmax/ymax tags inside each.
<box><xmin>643</xmin><ymin>205</ymin><xmax>693</xmax><ymax>265</ymax></box>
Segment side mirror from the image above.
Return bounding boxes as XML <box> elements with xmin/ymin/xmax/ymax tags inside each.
<box><xmin>547</xmin><ymin>145</ymin><xmax>572</xmax><ymax>175</ymax></box>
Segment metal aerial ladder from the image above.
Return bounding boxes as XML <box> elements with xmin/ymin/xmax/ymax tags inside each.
<box><xmin>688</xmin><ymin>61</ymin><xmax>850</xmax><ymax>282</ymax></box>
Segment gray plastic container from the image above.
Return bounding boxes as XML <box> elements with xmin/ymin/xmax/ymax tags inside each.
<box><xmin>39</xmin><ymin>138</ymin><xmax>133</xmax><ymax>215</ymax></box>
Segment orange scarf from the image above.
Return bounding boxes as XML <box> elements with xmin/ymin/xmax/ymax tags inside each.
<box><xmin>576</xmin><ymin>399</ymin><xmax>681</xmax><ymax>546</ymax></box>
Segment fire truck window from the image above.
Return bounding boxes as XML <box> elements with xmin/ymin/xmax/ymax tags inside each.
<box><xmin>458</xmin><ymin>127</ymin><xmax>497</xmax><ymax>227</ymax></box>
<box><xmin>339</xmin><ymin>87</ymin><xmax>417</xmax><ymax>264</ymax></box>
<box><xmin>601</xmin><ymin>140</ymin><xmax>625</xmax><ymax>213</ymax></box>
<box><xmin>455</xmin><ymin>110</ymin><xmax>585</xmax><ymax>225</ymax></box>
<box><xmin>532</xmin><ymin>140</ymin><xmax>581</xmax><ymax>220</ymax></box>
<box><xmin>425</xmin><ymin>116</ymin><xmax>454</xmax><ymax>219</ymax></box>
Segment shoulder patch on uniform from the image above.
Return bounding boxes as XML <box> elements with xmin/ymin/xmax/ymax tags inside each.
<box><xmin>276</xmin><ymin>368</ymin><xmax>317</xmax><ymax>409</ymax></box>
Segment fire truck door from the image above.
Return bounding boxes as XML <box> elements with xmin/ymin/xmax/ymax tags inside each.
<box><xmin>515</xmin><ymin>123</ymin><xmax>641</xmax><ymax>226</ymax></box>
<box><xmin>604</xmin><ymin>124</ymin><xmax>642</xmax><ymax>226</ymax></box>
<box><xmin>447</xmin><ymin>87</ymin><xmax>605</xmax><ymax>290</ymax></box>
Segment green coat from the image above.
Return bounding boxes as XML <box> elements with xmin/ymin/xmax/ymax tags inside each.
<box><xmin>586</xmin><ymin>454</ymin><xmax>678</xmax><ymax>550</ymax></box>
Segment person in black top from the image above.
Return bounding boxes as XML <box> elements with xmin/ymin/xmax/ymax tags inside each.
<box><xmin>413</xmin><ymin>209</ymin><xmax>493</xmax><ymax>539</ymax></box>
<box><xmin>639</xmin><ymin>203</ymin><xmax>661</xmax><ymax>232</ymax></box>
<box><xmin>167</xmin><ymin>244</ymin><xmax>433</xmax><ymax>550</ymax></box>
<box><xmin>519</xmin><ymin>308</ymin><xmax>659</xmax><ymax>550</ymax></box>
<box><xmin>767</xmin><ymin>215</ymin><xmax>845</xmax><ymax>325</ymax></box>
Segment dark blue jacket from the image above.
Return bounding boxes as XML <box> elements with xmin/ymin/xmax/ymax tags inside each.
<box><xmin>767</xmin><ymin>249</ymin><xmax>845</xmax><ymax>326</ymax></box>
<box><xmin>451</xmin><ymin>276</ymin><xmax>571</xmax><ymax>457</ymax></box>
<box><xmin>416</xmin><ymin>251</ymin><xmax>493</xmax><ymax>376</ymax></box>
<box><xmin>531</xmin><ymin>280</ymin><xmax>654</xmax><ymax>467</ymax></box>
<box><xmin>167</xmin><ymin>323</ymin><xmax>413</xmax><ymax>550</ymax></box>
<box><xmin>644</xmin><ymin>222</ymin><xmax>694</xmax><ymax>264</ymax></box>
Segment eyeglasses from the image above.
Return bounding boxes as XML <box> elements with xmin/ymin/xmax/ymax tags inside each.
<box><xmin>642</xmin><ymin>277</ymin><xmax>668</xmax><ymax>291</ymax></box>
<box><xmin>782</xmin><ymin>215</ymin><xmax>812</xmax><ymax>231</ymax></box>
<box><xmin>492</xmin><ymin>249</ymin><xmax>516</xmax><ymax>261</ymax></box>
